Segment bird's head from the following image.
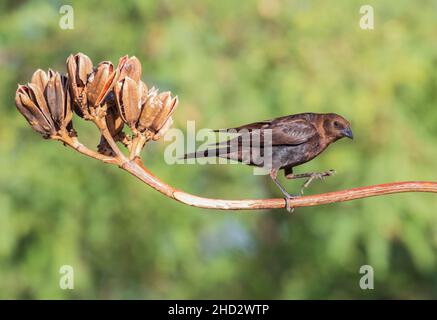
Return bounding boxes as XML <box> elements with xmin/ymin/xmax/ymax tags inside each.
<box><xmin>323</xmin><ymin>113</ymin><xmax>353</xmax><ymax>141</ymax></box>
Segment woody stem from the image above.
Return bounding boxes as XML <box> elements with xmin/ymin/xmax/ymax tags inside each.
<box><xmin>93</xmin><ymin>118</ymin><xmax>127</xmax><ymax>163</ymax></box>
<box><xmin>54</xmin><ymin>134</ymin><xmax>120</xmax><ymax>165</ymax></box>
<box><xmin>56</xmin><ymin>133</ymin><xmax>437</xmax><ymax>211</ymax></box>
<box><xmin>121</xmin><ymin>159</ymin><xmax>437</xmax><ymax>210</ymax></box>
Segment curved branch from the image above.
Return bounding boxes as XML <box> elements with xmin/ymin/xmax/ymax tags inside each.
<box><xmin>121</xmin><ymin>158</ymin><xmax>437</xmax><ymax>210</ymax></box>
<box><xmin>54</xmin><ymin>134</ymin><xmax>120</xmax><ymax>165</ymax></box>
<box><xmin>58</xmin><ymin>140</ymin><xmax>437</xmax><ymax>210</ymax></box>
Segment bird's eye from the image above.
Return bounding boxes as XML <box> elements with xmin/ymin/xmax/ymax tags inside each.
<box><xmin>333</xmin><ymin>121</ymin><xmax>340</xmax><ymax>128</ymax></box>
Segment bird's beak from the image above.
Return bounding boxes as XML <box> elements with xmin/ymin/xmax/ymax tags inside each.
<box><xmin>342</xmin><ymin>127</ymin><xmax>353</xmax><ymax>139</ymax></box>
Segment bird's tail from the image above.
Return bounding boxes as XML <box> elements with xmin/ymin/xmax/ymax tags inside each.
<box><xmin>182</xmin><ymin>148</ymin><xmax>228</xmax><ymax>159</ymax></box>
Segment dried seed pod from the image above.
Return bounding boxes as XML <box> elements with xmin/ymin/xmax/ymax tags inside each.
<box><xmin>31</xmin><ymin>69</ymin><xmax>49</xmax><ymax>93</ymax></box>
<box><xmin>139</xmin><ymin>80</ymin><xmax>149</xmax><ymax>105</ymax></box>
<box><xmin>137</xmin><ymin>87</ymin><xmax>160</xmax><ymax>131</ymax></box>
<box><xmin>66</xmin><ymin>53</ymin><xmax>93</xmax><ymax>116</ymax></box>
<box><xmin>87</xmin><ymin>61</ymin><xmax>117</xmax><ymax>107</ymax></box>
<box><xmin>15</xmin><ymin>85</ymin><xmax>55</xmax><ymax>138</ymax></box>
<box><xmin>105</xmin><ymin>102</ymin><xmax>124</xmax><ymax>137</ymax></box>
<box><xmin>114</xmin><ymin>76</ymin><xmax>142</xmax><ymax>128</ymax></box>
<box><xmin>113</xmin><ymin>56</ymin><xmax>144</xmax><ymax>130</ymax></box>
<box><xmin>61</xmin><ymin>75</ymin><xmax>73</xmax><ymax>126</ymax></box>
<box><xmin>26</xmin><ymin>83</ymin><xmax>53</xmax><ymax>124</ymax></box>
<box><xmin>153</xmin><ymin>116</ymin><xmax>173</xmax><ymax>141</ymax></box>
<box><xmin>150</xmin><ymin>92</ymin><xmax>179</xmax><ymax>132</ymax></box>
<box><xmin>117</xmin><ymin>55</ymin><xmax>142</xmax><ymax>82</ymax></box>
<box><xmin>45</xmin><ymin>72</ymin><xmax>71</xmax><ymax>126</ymax></box>
<box><xmin>15</xmin><ymin>69</ymin><xmax>73</xmax><ymax>138</ymax></box>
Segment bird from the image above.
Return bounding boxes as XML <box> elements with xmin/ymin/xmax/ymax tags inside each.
<box><xmin>183</xmin><ymin>112</ymin><xmax>353</xmax><ymax>212</ymax></box>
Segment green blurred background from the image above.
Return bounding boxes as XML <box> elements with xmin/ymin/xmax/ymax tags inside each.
<box><xmin>1</xmin><ymin>0</ymin><xmax>437</xmax><ymax>299</ymax></box>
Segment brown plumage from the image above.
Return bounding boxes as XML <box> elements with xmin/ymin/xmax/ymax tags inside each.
<box><xmin>184</xmin><ymin>113</ymin><xmax>353</xmax><ymax>211</ymax></box>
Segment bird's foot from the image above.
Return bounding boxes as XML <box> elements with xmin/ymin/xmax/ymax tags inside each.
<box><xmin>300</xmin><ymin>169</ymin><xmax>336</xmax><ymax>194</ymax></box>
<box><xmin>270</xmin><ymin>170</ymin><xmax>299</xmax><ymax>213</ymax></box>
<box><xmin>284</xmin><ymin>193</ymin><xmax>299</xmax><ymax>213</ymax></box>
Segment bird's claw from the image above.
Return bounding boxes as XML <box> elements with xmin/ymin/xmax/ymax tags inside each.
<box><xmin>284</xmin><ymin>193</ymin><xmax>297</xmax><ymax>213</ymax></box>
<box><xmin>300</xmin><ymin>169</ymin><xmax>336</xmax><ymax>194</ymax></box>
<box><xmin>326</xmin><ymin>169</ymin><xmax>336</xmax><ymax>176</ymax></box>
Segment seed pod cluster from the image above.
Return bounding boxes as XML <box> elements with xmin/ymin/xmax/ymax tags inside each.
<box><xmin>15</xmin><ymin>52</ymin><xmax>179</xmax><ymax>147</ymax></box>
<box><xmin>15</xmin><ymin>69</ymin><xmax>73</xmax><ymax>138</ymax></box>
<box><xmin>114</xmin><ymin>55</ymin><xmax>179</xmax><ymax>139</ymax></box>
<box><xmin>66</xmin><ymin>53</ymin><xmax>117</xmax><ymax>118</ymax></box>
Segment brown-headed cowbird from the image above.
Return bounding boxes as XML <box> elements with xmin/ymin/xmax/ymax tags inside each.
<box><xmin>184</xmin><ymin>113</ymin><xmax>353</xmax><ymax>211</ymax></box>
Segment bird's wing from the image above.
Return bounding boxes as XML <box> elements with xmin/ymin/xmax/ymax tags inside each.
<box><xmin>267</xmin><ymin>118</ymin><xmax>317</xmax><ymax>145</ymax></box>
<box><xmin>213</xmin><ymin>117</ymin><xmax>317</xmax><ymax>146</ymax></box>
<box><xmin>212</xmin><ymin>120</ymin><xmax>272</xmax><ymax>132</ymax></box>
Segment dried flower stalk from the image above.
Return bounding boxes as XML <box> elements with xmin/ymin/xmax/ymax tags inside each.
<box><xmin>14</xmin><ymin>53</ymin><xmax>437</xmax><ymax>212</ymax></box>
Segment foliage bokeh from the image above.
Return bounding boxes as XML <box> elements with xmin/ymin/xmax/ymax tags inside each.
<box><xmin>0</xmin><ymin>0</ymin><xmax>436</xmax><ymax>299</ymax></box>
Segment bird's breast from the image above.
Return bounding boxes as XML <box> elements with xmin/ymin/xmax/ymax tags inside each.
<box><xmin>273</xmin><ymin>139</ymin><xmax>329</xmax><ymax>169</ymax></box>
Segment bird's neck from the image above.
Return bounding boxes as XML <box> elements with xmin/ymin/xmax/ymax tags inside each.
<box><xmin>315</xmin><ymin>115</ymin><xmax>340</xmax><ymax>147</ymax></box>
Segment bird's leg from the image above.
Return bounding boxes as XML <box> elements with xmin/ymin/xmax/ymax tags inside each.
<box><xmin>270</xmin><ymin>169</ymin><xmax>297</xmax><ymax>213</ymax></box>
<box><xmin>286</xmin><ymin>169</ymin><xmax>336</xmax><ymax>194</ymax></box>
